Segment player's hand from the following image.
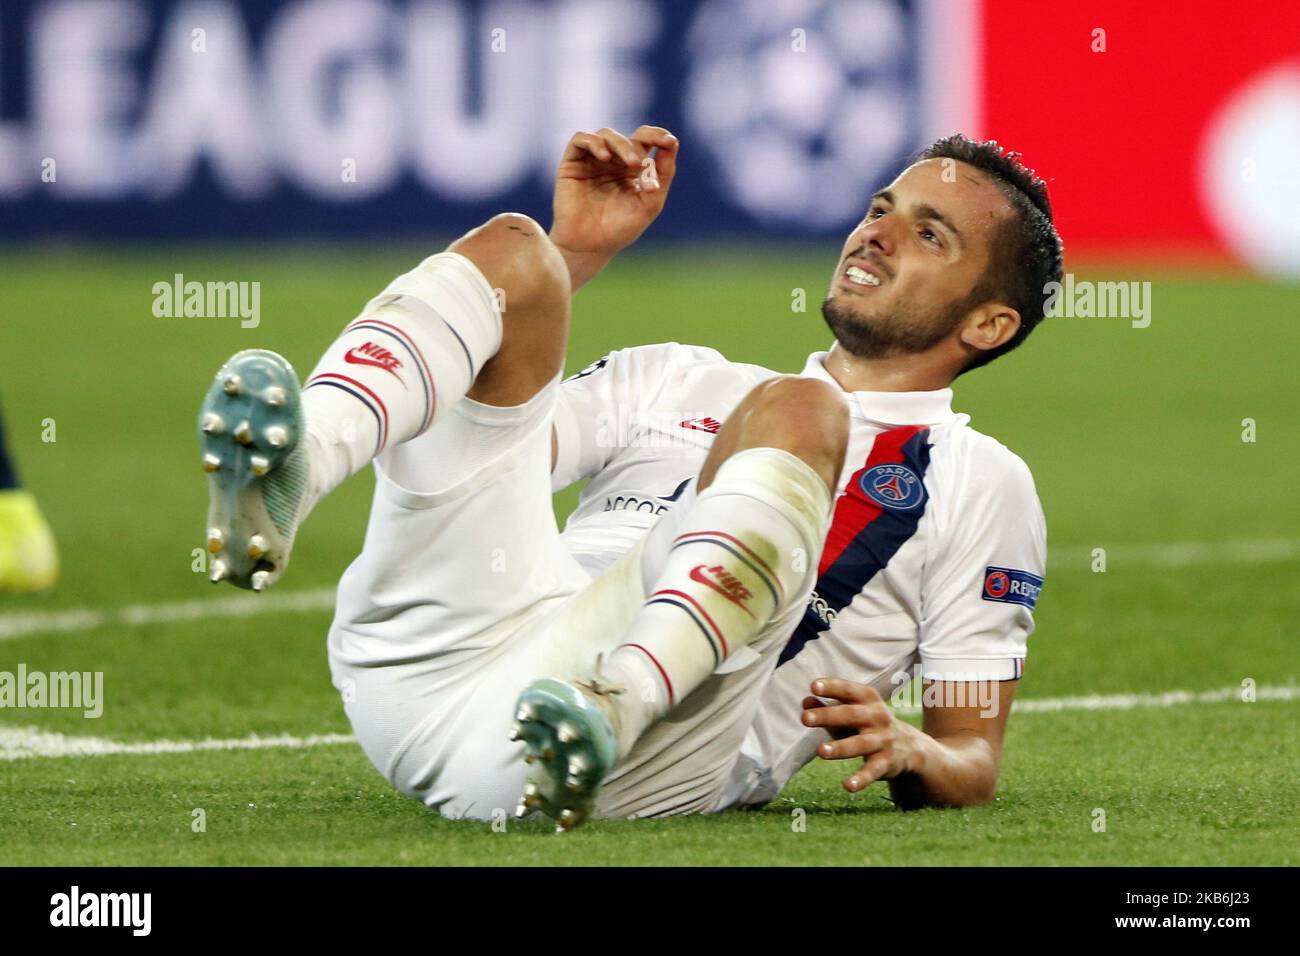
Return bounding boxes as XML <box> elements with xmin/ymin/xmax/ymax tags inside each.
<box><xmin>550</xmin><ymin>126</ymin><xmax>679</xmax><ymax>268</ymax></box>
<box><xmin>801</xmin><ymin>678</ymin><xmax>919</xmax><ymax>793</ymax></box>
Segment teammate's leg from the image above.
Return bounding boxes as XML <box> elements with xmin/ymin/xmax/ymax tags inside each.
<box><xmin>514</xmin><ymin>376</ymin><xmax>848</xmax><ymax>826</ymax></box>
<box><xmin>197</xmin><ymin>213</ymin><xmax>570</xmax><ymax>589</ymax></box>
<box><xmin>0</xmin><ymin>407</ymin><xmax>16</xmax><ymax>492</ymax></box>
<box><xmin>0</xmin><ymin>400</ymin><xmax>59</xmax><ymax>594</ymax></box>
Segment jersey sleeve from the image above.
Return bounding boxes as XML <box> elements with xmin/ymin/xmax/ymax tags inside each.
<box><xmin>551</xmin><ymin>344</ymin><xmax>681</xmax><ymax>491</ymax></box>
<box><xmin>917</xmin><ymin>445</ymin><xmax>1047</xmax><ymax>681</ymax></box>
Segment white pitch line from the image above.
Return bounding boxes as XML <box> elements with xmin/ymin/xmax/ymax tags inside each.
<box><xmin>0</xmin><ymin>587</ymin><xmax>337</xmax><ymax>642</ymax></box>
<box><xmin>2</xmin><ymin>685</ymin><xmax>1296</xmax><ymax>762</ymax></box>
<box><xmin>1051</xmin><ymin>538</ymin><xmax>1300</xmax><ymax>571</ymax></box>
<box><xmin>0</xmin><ymin>726</ymin><xmax>356</xmax><ymax>761</ymax></box>
<box><xmin>2</xmin><ymin>538</ymin><xmax>1297</xmax><ymax>643</ymax></box>
<box><xmin>1008</xmin><ymin>683</ymin><xmax>1298</xmax><ymax>713</ymax></box>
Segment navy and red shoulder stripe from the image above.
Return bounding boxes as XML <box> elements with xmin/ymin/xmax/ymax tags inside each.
<box><xmin>778</xmin><ymin>425</ymin><xmax>932</xmax><ymax>667</ymax></box>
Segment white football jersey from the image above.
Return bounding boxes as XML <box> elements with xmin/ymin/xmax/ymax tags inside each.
<box><xmin>552</xmin><ymin>343</ymin><xmax>774</xmax><ymax>574</ymax></box>
<box><xmin>552</xmin><ymin>343</ymin><xmax>1047</xmax><ymax>809</ymax></box>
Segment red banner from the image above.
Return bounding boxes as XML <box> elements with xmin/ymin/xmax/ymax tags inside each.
<box><xmin>979</xmin><ymin>0</ymin><xmax>1300</xmax><ymax>272</ymax></box>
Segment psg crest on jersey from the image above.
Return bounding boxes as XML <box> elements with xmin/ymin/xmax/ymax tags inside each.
<box><xmin>859</xmin><ymin>463</ymin><xmax>927</xmax><ymax>512</ymax></box>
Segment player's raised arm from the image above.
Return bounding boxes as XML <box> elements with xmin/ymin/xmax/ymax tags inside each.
<box><xmin>549</xmin><ymin>125</ymin><xmax>679</xmax><ymax>291</ymax></box>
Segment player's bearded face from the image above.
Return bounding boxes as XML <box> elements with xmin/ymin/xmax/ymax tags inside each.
<box><xmin>821</xmin><ymin>279</ymin><xmax>980</xmax><ymax>360</ymax></box>
<box><xmin>820</xmin><ymin>161</ymin><xmax>1005</xmax><ymax>360</ymax></box>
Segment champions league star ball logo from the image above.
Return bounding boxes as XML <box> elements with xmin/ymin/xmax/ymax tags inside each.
<box><xmin>684</xmin><ymin>0</ymin><xmax>917</xmax><ymax>230</ymax></box>
<box><xmin>860</xmin><ymin>463</ymin><xmax>926</xmax><ymax>511</ymax></box>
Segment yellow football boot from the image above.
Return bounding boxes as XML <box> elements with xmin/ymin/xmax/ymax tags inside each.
<box><xmin>0</xmin><ymin>489</ymin><xmax>59</xmax><ymax>594</ymax></box>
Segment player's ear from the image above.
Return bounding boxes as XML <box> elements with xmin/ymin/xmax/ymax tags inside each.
<box><xmin>959</xmin><ymin>302</ymin><xmax>1020</xmax><ymax>356</ymax></box>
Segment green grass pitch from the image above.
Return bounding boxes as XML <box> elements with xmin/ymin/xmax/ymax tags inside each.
<box><xmin>0</xmin><ymin>244</ymin><xmax>1296</xmax><ymax>865</ymax></box>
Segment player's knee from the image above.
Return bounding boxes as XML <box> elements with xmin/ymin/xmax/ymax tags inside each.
<box><xmin>746</xmin><ymin>376</ymin><xmax>847</xmax><ymax>433</ymax></box>
<box><xmin>449</xmin><ymin>212</ymin><xmax>569</xmax><ymax>319</ymax></box>
<box><xmin>739</xmin><ymin>376</ymin><xmax>848</xmax><ymax>483</ymax></box>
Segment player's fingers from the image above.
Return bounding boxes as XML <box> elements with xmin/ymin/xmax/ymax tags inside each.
<box><xmin>630</xmin><ymin>125</ymin><xmax>678</xmax><ymax>150</ymax></box>
<box><xmin>631</xmin><ymin>125</ymin><xmax>681</xmax><ymax>164</ymax></box>
<box><xmin>597</xmin><ymin>127</ymin><xmax>646</xmax><ymax>167</ymax></box>
<box><xmin>801</xmin><ymin>696</ymin><xmax>858</xmax><ymax>739</ymax></box>
<box><xmin>816</xmin><ymin>730</ymin><xmax>887</xmax><ymax>761</ymax></box>
<box><xmin>631</xmin><ymin>127</ymin><xmax>678</xmax><ymax>184</ymax></box>
<box><xmin>844</xmin><ymin>752</ymin><xmax>894</xmax><ymax>793</ymax></box>
<box><xmin>652</xmin><ymin>139</ymin><xmax>678</xmax><ymax>189</ymax></box>
<box><xmin>801</xmin><ymin>702</ymin><xmax>884</xmax><ymax>730</ymax></box>
<box><xmin>811</xmin><ymin>677</ymin><xmax>881</xmax><ymax>705</ymax></box>
<box><xmin>562</xmin><ymin>132</ymin><xmax>614</xmax><ymax>165</ymax></box>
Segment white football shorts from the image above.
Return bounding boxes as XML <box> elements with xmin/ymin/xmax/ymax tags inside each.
<box><xmin>326</xmin><ymin>377</ymin><xmax>798</xmax><ymax>820</ymax></box>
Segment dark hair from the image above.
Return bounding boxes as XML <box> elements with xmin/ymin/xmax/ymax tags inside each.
<box><xmin>914</xmin><ymin>134</ymin><xmax>1064</xmax><ymax>373</ymax></box>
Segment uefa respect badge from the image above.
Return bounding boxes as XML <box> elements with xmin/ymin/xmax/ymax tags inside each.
<box><xmin>982</xmin><ymin>567</ymin><xmax>1044</xmax><ymax>610</ymax></box>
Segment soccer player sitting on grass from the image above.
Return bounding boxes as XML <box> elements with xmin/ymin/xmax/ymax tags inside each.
<box><xmin>197</xmin><ymin>124</ymin><xmax>1060</xmax><ymax>828</ymax></box>
<box><xmin>549</xmin><ymin>131</ymin><xmax>1060</xmax><ymax>815</ymax></box>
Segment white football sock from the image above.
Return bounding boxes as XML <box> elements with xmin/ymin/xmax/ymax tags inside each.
<box><xmin>299</xmin><ymin>252</ymin><xmax>502</xmax><ymax>514</ymax></box>
<box><xmin>600</xmin><ymin>447</ymin><xmax>832</xmax><ymax>755</ymax></box>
